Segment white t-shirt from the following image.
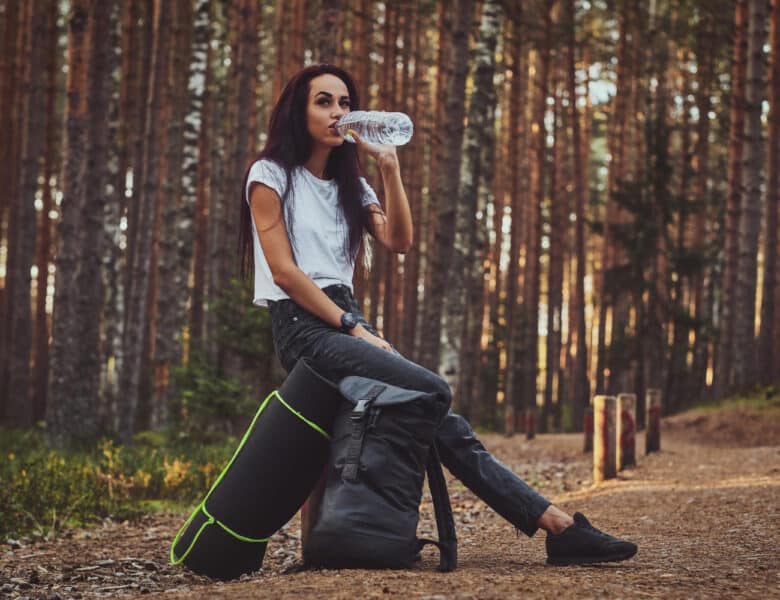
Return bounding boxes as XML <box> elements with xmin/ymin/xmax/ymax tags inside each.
<box><xmin>245</xmin><ymin>158</ymin><xmax>380</xmax><ymax>307</ymax></box>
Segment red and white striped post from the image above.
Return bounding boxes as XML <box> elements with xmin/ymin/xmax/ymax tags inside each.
<box><xmin>593</xmin><ymin>395</ymin><xmax>617</xmax><ymax>483</ymax></box>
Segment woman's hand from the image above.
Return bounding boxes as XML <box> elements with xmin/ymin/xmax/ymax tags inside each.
<box><xmin>347</xmin><ymin>129</ymin><xmax>399</xmax><ymax>174</ymax></box>
<box><xmin>349</xmin><ymin>323</ymin><xmax>394</xmax><ymax>352</ymax></box>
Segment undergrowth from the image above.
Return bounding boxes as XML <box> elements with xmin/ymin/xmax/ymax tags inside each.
<box><xmin>692</xmin><ymin>385</ymin><xmax>780</xmax><ymax>415</ymax></box>
<box><xmin>0</xmin><ymin>428</ymin><xmax>235</xmax><ymax>541</ymax></box>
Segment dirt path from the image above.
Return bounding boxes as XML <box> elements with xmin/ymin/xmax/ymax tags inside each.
<box><xmin>2</xmin><ymin>410</ymin><xmax>779</xmax><ymax>599</ymax></box>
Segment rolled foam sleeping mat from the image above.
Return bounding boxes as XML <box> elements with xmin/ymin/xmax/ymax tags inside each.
<box><xmin>169</xmin><ymin>358</ymin><xmax>342</xmax><ymax>580</ymax></box>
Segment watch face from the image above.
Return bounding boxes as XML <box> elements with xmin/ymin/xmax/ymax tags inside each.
<box><xmin>342</xmin><ymin>312</ymin><xmax>358</xmax><ymax>329</ymax></box>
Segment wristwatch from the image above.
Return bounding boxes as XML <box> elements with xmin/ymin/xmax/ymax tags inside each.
<box><xmin>340</xmin><ymin>312</ymin><xmax>359</xmax><ymax>333</ymax></box>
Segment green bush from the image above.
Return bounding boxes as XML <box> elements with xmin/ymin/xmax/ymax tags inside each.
<box><xmin>168</xmin><ymin>349</ymin><xmax>258</xmax><ymax>444</ymax></box>
<box><xmin>0</xmin><ymin>428</ymin><xmax>235</xmax><ymax>540</ymax></box>
<box><xmin>166</xmin><ymin>277</ymin><xmax>277</xmax><ymax>443</ymax></box>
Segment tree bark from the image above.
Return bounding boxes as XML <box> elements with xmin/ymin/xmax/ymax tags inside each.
<box><xmin>714</xmin><ymin>0</ymin><xmax>748</xmax><ymax>397</ymax></box>
<box><xmin>7</xmin><ymin>0</ymin><xmax>47</xmax><ymax>426</ymax></box>
<box><xmin>523</xmin><ymin>0</ymin><xmax>553</xmax><ymax>439</ymax></box>
<box><xmin>690</xmin><ymin>5</ymin><xmax>716</xmax><ymax>402</ymax></box>
<box><xmin>400</xmin><ymin>0</ymin><xmax>425</xmax><ymax>359</ymax></box>
<box><xmin>32</xmin><ymin>1</ymin><xmax>60</xmax><ymax>424</ymax></box>
<box><xmin>733</xmin><ymin>0</ymin><xmax>768</xmax><ymax>389</ymax></box>
<box><xmin>758</xmin><ymin>0</ymin><xmax>780</xmax><ymax>386</ymax></box>
<box><xmin>189</xmin><ymin>0</ymin><xmax>214</xmax><ymax>347</ymax></box>
<box><xmin>0</xmin><ymin>1</ymin><xmax>25</xmax><ymax>420</ymax></box>
<box><xmin>419</xmin><ymin>0</ymin><xmax>473</xmax><ymax>372</ymax></box>
<box><xmin>47</xmin><ymin>0</ymin><xmax>100</xmax><ymax>447</ymax></box>
<box><xmin>117</xmin><ymin>0</ymin><xmax>171</xmax><ymax>444</ymax></box>
<box><xmin>503</xmin><ymin>6</ymin><xmax>526</xmax><ymax>436</ymax></box>
<box><xmin>315</xmin><ymin>0</ymin><xmax>340</xmax><ymax>62</ymax></box>
<box><xmin>152</xmin><ymin>0</ymin><xmax>196</xmax><ymax>430</ymax></box>
<box><xmin>567</xmin><ymin>0</ymin><xmax>589</xmax><ymax>430</ymax></box>
<box><xmin>450</xmin><ymin>0</ymin><xmax>502</xmax><ymax>420</ymax></box>
<box><xmin>544</xmin><ymin>58</ymin><xmax>565</xmax><ymax>433</ymax></box>
<box><xmin>595</xmin><ymin>0</ymin><xmax>632</xmax><ymax>396</ymax></box>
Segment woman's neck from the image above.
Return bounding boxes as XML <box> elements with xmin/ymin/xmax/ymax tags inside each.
<box><xmin>304</xmin><ymin>145</ymin><xmax>331</xmax><ymax>180</ymax></box>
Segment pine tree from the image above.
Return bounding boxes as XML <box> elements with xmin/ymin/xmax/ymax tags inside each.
<box><xmin>733</xmin><ymin>0</ymin><xmax>768</xmax><ymax>388</ymax></box>
<box><xmin>419</xmin><ymin>0</ymin><xmax>473</xmax><ymax>372</ymax></box>
<box><xmin>759</xmin><ymin>0</ymin><xmax>780</xmax><ymax>385</ymax></box>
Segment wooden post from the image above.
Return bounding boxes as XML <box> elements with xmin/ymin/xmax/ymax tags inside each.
<box><xmin>617</xmin><ymin>393</ymin><xmax>636</xmax><ymax>469</ymax></box>
<box><xmin>504</xmin><ymin>404</ymin><xmax>515</xmax><ymax>437</ymax></box>
<box><xmin>593</xmin><ymin>395</ymin><xmax>617</xmax><ymax>483</ymax></box>
<box><xmin>645</xmin><ymin>388</ymin><xmax>662</xmax><ymax>454</ymax></box>
<box><xmin>525</xmin><ymin>408</ymin><xmax>536</xmax><ymax>440</ymax></box>
<box><xmin>583</xmin><ymin>405</ymin><xmax>594</xmax><ymax>452</ymax></box>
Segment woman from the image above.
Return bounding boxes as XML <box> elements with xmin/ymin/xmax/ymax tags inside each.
<box><xmin>238</xmin><ymin>64</ymin><xmax>637</xmax><ymax>566</ymax></box>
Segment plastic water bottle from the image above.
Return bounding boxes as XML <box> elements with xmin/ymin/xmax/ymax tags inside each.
<box><xmin>335</xmin><ymin>110</ymin><xmax>414</xmax><ymax>146</ymax></box>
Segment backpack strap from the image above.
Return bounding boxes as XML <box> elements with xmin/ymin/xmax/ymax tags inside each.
<box><xmin>424</xmin><ymin>443</ymin><xmax>458</xmax><ymax>572</ymax></box>
<box><xmin>342</xmin><ymin>384</ymin><xmax>386</xmax><ymax>482</ymax></box>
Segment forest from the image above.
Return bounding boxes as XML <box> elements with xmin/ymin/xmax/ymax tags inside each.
<box><xmin>0</xmin><ymin>0</ymin><xmax>778</xmax><ymax>444</ymax></box>
<box><xmin>1</xmin><ymin>0</ymin><xmax>779</xmax><ymax>597</ymax></box>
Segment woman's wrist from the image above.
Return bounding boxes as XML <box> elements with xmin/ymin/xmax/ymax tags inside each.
<box><xmin>378</xmin><ymin>153</ymin><xmax>399</xmax><ymax>175</ymax></box>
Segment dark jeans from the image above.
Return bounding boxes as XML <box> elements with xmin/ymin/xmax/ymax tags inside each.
<box><xmin>268</xmin><ymin>283</ymin><xmax>551</xmax><ymax>537</ymax></box>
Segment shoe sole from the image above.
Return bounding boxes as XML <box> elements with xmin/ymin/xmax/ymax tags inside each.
<box><xmin>546</xmin><ymin>548</ymin><xmax>638</xmax><ymax>566</ymax></box>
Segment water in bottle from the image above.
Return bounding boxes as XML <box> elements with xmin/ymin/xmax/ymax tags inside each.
<box><xmin>335</xmin><ymin>110</ymin><xmax>414</xmax><ymax>146</ymax></box>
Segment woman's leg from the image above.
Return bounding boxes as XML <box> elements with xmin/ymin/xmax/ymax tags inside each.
<box><xmin>277</xmin><ymin>322</ymin><xmax>551</xmax><ymax>537</ymax></box>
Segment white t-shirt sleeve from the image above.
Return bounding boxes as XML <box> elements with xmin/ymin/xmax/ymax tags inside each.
<box><xmin>359</xmin><ymin>176</ymin><xmax>380</xmax><ymax>208</ymax></box>
<box><xmin>245</xmin><ymin>159</ymin><xmax>288</xmax><ymax>205</ymax></box>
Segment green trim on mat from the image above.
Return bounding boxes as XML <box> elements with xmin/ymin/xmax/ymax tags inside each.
<box><xmin>202</xmin><ymin>503</ymin><xmax>269</xmax><ymax>543</ymax></box>
<box><xmin>275</xmin><ymin>391</ymin><xmax>331</xmax><ymax>440</ymax></box>
<box><xmin>170</xmin><ymin>389</ymin><xmax>277</xmax><ymax>565</ymax></box>
<box><xmin>169</xmin><ymin>386</ymin><xmax>332</xmax><ymax>566</ymax></box>
<box><xmin>169</xmin><ymin>503</ymin><xmax>270</xmax><ymax>565</ymax></box>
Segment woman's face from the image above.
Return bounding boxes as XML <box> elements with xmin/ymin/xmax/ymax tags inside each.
<box><xmin>306</xmin><ymin>73</ymin><xmax>351</xmax><ymax>149</ymax></box>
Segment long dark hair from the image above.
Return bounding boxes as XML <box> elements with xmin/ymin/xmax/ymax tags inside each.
<box><xmin>238</xmin><ymin>64</ymin><xmax>369</xmax><ymax>280</ymax></box>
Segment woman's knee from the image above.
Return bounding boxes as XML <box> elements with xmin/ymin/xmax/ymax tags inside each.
<box><xmin>428</xmin><ymin>373</ymin><xmax>453</xmax><ymax>406</ymax></box>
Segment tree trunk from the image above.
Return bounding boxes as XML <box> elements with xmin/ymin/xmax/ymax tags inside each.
<box><xmin>96</xmin><ymin>1</ymin><xmax>122</xmax><ymax>432</ymax></box>
<box><xmin>6</xmin><ymin>0</ymin><xmax>47</xmax><ymax>426</ymax></box>
<box><xmin>758</xmin><ymin>0</ymin><xmax>780</xmax><ymax>386</ymax></box>
<box><xmin>315</xmin><ymin>0</ymin><xmax>340</xmax><ymax>63</ymax></box>
<box><xmin>544</xmin><ymin>59</ymin><xmax>565</xmax><ymax>433</ymax></box>
<box><xmin>0</xmin><ymin>1</ymin><xmax>25</xmax><ymax>421</ymax></box>
<box><xmin>666</xmin><ymin>51</ymin><xmax>693</xmax><ymax>412</ymax></box>
<box><xmin>451</xmin><ymin>0</ymin><xmax>502</xmax><ymax>421</ymax></box>
<box><xmin>400</xmin><ymin>0</ymin><xmax>425</xmax><ymax>359</ymax></box>
<box><xmin>503</xmin><ymin>7</ymin><xmax>526</xmax><ymax>436</ymax></box>
<box><xmin>419</xmin><ymin>0</ymin><xmax>473</xmax><ymax>373</ymax></box>
<box><xmin>117</xmin><ymin>0</ymin><xmax>171</xmax><ymax>444</ymax></box>
<box><xmin>596</xmin><ymin>0</ymin><xmax>632</xmax><ymax>396</ymax></box>
<box><xmin>32</xmin><ymin>1</ymin><xmax>60</xmax><ymax>424</ymax></box>
<box><xmin>189</xmin><ymin>0</ymin><xmax>214</xmax><ymax>347</ymax></box>
<box><xmin>714</xmin><ymin>0</ymin><xmax>748</xmax><ymax>397</ymax></box>
<box><xmin>523</xmin><ymin>0</ymin><xmax>553</xmax><ymax>439</ymax></box>
<box><xmin>567</xmin><ymin>0</ymin><xmax>589</xmax><ymax>430</ymax></box>
<box><xmin>123</xmin><ymin>0</ymin><xmax>154</xmax><ymax>325</ymax></box>
<box><xmin>733</xmin><ymin>0</ymin><xmax>768</xmax><ymax>389</ymax></box>
<box><xmin>47</xmin><ymin>1</ymin><xmax>101</xmax><ymax>447</ymax></box>
<box><xmin>152</xmin><ymin>0</ymin><xmax>196</xmax><ymax>430</ymax></box>
<box><xmin>689</xmin><ymin>5</ymin><xmax>716</xmax><ymax>402</ymax></box>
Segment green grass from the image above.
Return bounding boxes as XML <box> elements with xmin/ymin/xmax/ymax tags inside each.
<box><xmin>691</xmin><ymin>386</ymin><xmax>780</xmax><ymax>416</ymax></box>
<box><xmin>0</xmin><ymin>427</ymin><xmax>236</xmax><ymax>541</ymax></box>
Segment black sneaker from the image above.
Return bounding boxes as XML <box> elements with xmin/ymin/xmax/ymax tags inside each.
<box><xmin>546</xmin><ymin>512</ymin><xmax>637</xmax><ymax>566</ymax></box>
